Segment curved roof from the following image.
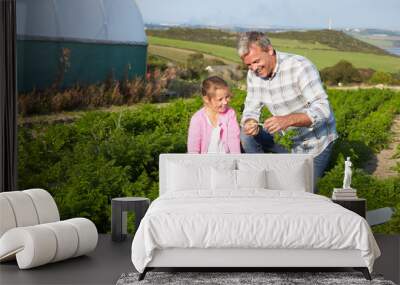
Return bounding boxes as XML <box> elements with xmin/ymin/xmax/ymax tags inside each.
<box><xmin>17</xmin><ymin>0</ymin><xmax>147</xmax><ymax>44</ymax></box>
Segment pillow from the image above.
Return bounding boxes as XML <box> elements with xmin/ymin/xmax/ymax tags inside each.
<box><xmin>237</xmin><ymin>159</ymin><xmax>309</xmax><ymax>191</ymax></box>
<box><xmin>211</xmin><ymin>168</ymin><xmax>267</xmax><ymax>190</ymax></box>
<box><xmin>168</xmin><ymin>162</ymin><xmax>210</xmax><ymax>191</ymax></box>
<box><xmin>211</xmin><ymin>168</ymin><xmax>236</xmax><ymax>190</ymax></box>
<box><xmin>266</xmin><ymin>164</ymin><xmax>307</xmax><ymax>192</ymax></box>
<box><xmin>236</xmin><ymin>169</ymin><xmax>267</xmax><ymax>189</ymax></box>
<box><xmin>167</xmin><ymin>159</ymin><xmax>236</xmax><ymax>192</ymax></box>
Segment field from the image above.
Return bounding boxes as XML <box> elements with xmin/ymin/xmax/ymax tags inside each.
<box><xmin>350</xmin><ymin>33</ymin><xmax>400</xmax><ymax>49</ymax></box>
<box><xmin>18</xmin><ymin>88</ymin><xmax>400</xmax><ymax>234</ymax></box>
<box><xmin>16</xmin><ymin>27</ymin><xmax>400</xmax><ymax>235</ymax></box>
<box><xmin>149</xmin><ymin>36</ymin><xmax>241</xmax><ymax>63</ymax></box>
<box><xmin>354</xmin><ymin>36</ymin><xmax>396</xmax><ymax>48</ymax></box>
<box><xmin>148</xmin><ymin>36</ymin><xmax>400</xmax><ymax>72</ymax></box>
<box><xmin>148</xmin><ymin>45</ymin><xmax>235</xmax><ymax>65</ymax></box>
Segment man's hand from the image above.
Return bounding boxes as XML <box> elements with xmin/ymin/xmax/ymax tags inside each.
<box><xmin>264</xmin><ymin>113</ymin><xmax>312</xmax><ymax>134</ymax></box>
<box><xmin>243</xmin><ymin>119</ymin><xmax>260</xmax><ymax>136</ymax></box>
<box><xmin>264</xmin><ymin>115</ymin><xmax>292</xmax><ymax>134</ymax></box>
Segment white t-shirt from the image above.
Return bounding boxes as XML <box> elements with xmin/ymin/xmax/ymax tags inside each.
<box><xmin>206</xmin><ymin>116</ymin><xmax>226</xmax><ymax>154</ymax></box>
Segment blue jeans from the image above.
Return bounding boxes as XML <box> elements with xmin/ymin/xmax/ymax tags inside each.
<box><xmin>240</xmin><ymin>127</ymin><xmax>289</xmax><ymax>154</ymax></box>
<box><xmin>240</xmin><ymin>127</ymin><xmax>334</xmax><ymax>191</ymax></box>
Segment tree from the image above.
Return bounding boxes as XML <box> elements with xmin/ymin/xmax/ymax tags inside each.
<box><xmin>320</xmin><ymin>60</ymin><xmax>362</xmax><ymax>85</ymax></box>
<box><xmin>185</xmin><ymin>53</ymin><xmax>206</xmax><ymax>80</ymax></box>
<box><xmin>369</xmin><ymin>71</ymin><xmax>394</xmax><ymax>85</ymax></box>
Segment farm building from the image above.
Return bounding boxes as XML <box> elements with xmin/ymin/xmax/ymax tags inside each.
<box><xmin>16</xmin><ymin>0</ymin><xmax>147</xmax><ymax>92</ymax></box>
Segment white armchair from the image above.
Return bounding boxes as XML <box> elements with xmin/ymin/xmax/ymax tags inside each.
<box><xmin>0</xmin><ymin>188</ymin><xmax>98</xmax><ymax>269</ymax></box>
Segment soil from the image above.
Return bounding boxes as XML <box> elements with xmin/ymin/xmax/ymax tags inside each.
<box><xmin>364</xmin><ymin>115</ymin><xmax>400</xmax><ymax>178</ymax></box>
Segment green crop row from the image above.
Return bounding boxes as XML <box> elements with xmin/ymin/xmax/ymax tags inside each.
<box><xmin>18</xmin><ymin>89</ymin><xmax>400</xmax><ymax>233</ymax></box>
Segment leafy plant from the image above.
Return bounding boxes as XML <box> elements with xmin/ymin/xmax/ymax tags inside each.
<box><xmin>369</xmin><ymin>71</ymin><xmax>394</xmax><ymax>85</ymax></box>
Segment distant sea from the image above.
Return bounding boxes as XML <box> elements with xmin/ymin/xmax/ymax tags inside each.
<box><xmin>386</xmin><ymin>47</ymin><xmax>400</xmax><ymax>56</ymax></box>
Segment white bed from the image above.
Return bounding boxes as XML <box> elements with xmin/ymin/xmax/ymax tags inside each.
<box><xmin>131</xmin><ymin>154</ymin><xmax>380</xmax><ymax>280</ymax></box>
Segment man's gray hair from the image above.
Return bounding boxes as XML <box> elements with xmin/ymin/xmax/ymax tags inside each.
<box><xmin>237</xmin><ymin>31</ymin><xmax>272</xmax><ymax>58</ymax></box>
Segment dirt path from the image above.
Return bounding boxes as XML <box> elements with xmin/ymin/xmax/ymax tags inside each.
<box><xmin>364</xmin><ymin>115</ymin><xmax>400</xmax><ymax>178</ymax></box>
<box><xmin>329</xmin><ymin>85</ymin><xmax>400</xmax><ymax>91</ymax></box>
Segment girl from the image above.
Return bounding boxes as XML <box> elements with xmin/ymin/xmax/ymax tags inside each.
<box><xmin>187</xmin><ymin>76</ymin><xmax>240</xmax><ymax>154</ymax></box>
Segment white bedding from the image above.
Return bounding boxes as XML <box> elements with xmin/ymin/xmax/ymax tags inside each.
<box><xmin>131</xmin><ymin>190</ymin><xmax>380</xmax><ymax>273</ymax></box>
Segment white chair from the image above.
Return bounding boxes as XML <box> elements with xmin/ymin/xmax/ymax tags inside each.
<box><xmin>0</xmin><ymin>188</ymin><xmax>98</xmax><ymax>269</ymax></box>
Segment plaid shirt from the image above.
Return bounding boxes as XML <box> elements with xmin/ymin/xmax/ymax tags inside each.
<box><xmin>241</xmin><ymin>51</ymin><xmax>338</xmax><ymax>156</ymax></box>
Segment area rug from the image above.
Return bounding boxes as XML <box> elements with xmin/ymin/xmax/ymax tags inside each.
<box><xmin>116</xmin><ymin>271</ymin><xmax>396</xmax><ymax>285</ymax></box>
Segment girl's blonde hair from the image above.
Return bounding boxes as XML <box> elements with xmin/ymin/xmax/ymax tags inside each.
<box><xmin>201</xmin><ymin>76</ymin><xmax>229</xmax><ymax>99</ymax></box>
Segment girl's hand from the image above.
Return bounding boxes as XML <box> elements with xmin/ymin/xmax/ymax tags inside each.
<box><xmin>243</xmin><ymin>119</ymin><xmax>260</xmax><ymax>136</ymax></box>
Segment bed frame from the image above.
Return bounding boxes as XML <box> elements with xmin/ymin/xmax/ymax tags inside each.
<box><xmin>140</xmin><ymin>248</ymin><xmax>370</xmax><ymax>280</ymax></box>
<box><xmin>138</xmin><ymin>154</ymin><xmax>372</xmax><ymax>280</ymax></box>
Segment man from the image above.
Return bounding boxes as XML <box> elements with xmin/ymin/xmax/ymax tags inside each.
<box><xmin>238</xmin><ymin>31</ymin><xmax>338</xmax><ymax>184</ymax></box>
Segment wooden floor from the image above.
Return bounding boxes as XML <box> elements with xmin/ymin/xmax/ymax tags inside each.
<box><xmin>0</xmin><ymin>234</ymin><xmax>399</xmax><ymax>285</ymax></box>
<box><xmin>374</xmin><ymin>234</ymin><xmax>400</xmax><ymax>284</ymax></box>
<box><xmin>0</xmin><ymin>234</ymin><xmax>134</xmax><ymax>285</ymax></box>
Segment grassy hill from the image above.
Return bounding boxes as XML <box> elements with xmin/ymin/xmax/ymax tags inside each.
<box><xmin>148</xmin><ymin>45</ymin><xmax>235</xmax><ymax>65</ymax></box>
<box><xmin>147</xmin><ymin>28</ymin><xmax>237</xmax><ymax>49</ymax></box>
<box><xmin>271</xmin><ymin>29</ymin><xmax>391</xmax><ymax>56</ymax></box>
<box><xmin>148</xmin><ymin>36</ymin><xmax>400</xmax><ymax>73</ymax></box>
<box><xmin>146</xmin><ymin>27</ymin><xmax>392</xmax><ymax>56</ymax></box>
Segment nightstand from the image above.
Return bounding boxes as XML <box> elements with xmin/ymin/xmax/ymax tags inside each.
<box><xmin>111</xmin><ymin>197</ymin><xmax>150</xmax><ymax>242</ymax></box>
<box><xmin>332</xmin><ymin>198</ymin><xmax>366</xmax><ymax>218</ymax></box>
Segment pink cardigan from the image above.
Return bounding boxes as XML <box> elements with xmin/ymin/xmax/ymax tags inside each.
<box><xmin>187</xmin><ymin>107</ymin><xmax>241</xmax><ymax>154</ymax></box>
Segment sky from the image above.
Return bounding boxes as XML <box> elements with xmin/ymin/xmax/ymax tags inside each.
<box><xmin>135</xmin><ymin>0</ymin><xmax>400</xmax><ymax>31</ymax></box>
